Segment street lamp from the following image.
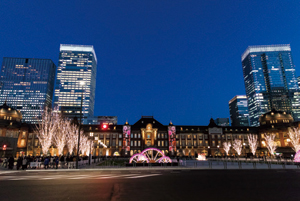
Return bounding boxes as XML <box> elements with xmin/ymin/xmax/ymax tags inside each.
<box><xmin>76</xmin><ymin>81</ymin><xmax>85</xmax><ymax>169</ymax></box>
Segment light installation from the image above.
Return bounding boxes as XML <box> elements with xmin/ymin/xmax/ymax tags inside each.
<box><xmin>168</xmin><ymin>125</ymin><xmax>176</xmax><ymax>154</ymax></box>
<box><xmin>123</xmin><ymin>125</ymin><xmax>131</xmax><ymax>153</ymax></box>
<box><xmin>129</xmin><ymin>148</ymin><xmax>172</xmax><ymax>163</ymax></box>
<box><xmin>196</xmin><ymin>154</ymin><xmax>206</xmax><ymax>161</ymax></box>
<box><xmin>294</xmin><ymin>150</ymin><xmax>300</xmax><ymax>162</ymax></box>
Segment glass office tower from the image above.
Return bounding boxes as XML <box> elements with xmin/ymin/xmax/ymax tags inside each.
<box><xmin>54</xmin><ymin>44</ymin><xmax>97</xmax><ymax>119</ymax></box>
<box><xmin>0</xmin><ymin>57</ymin><xmax>56</xmax><ymax>124</ymax></box>
<box><xmin>229</xmin><ymin>95</ymin><xmax>249</xmax><ymax>127</ymax></box>
<box><xmin>241</xmin><ymin>44</ymin><xmax>299</xmax><ymax>126</ymax></box>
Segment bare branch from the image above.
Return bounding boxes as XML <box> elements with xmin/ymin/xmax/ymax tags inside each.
<box><xmin>288</xmin><ymin>128</ymin><xmax>300</xmax><ymax>152</ymax></box>
<box><xmin>247</xmin><ymin>134</ymin><xmax>258</xmax><ymax>156</ymax></box>
<box><xmin>264</xmin><ymin>133</ymin><xmax>277</xmax><ymax>156</ymax></box>
<box><xmin>233</xmin><ymin>139</ymin><xmax>242</xmax><ymax>156</ymax></box>
<box><xmin>223</xmin><ymin>141</ymin><xmax>231</xmax><ymax>155</ymax></box>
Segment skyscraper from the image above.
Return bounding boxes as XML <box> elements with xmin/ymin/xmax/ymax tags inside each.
<box><xmin>229</xmin><ymin>95</ymin><xmax>249</xmax><ymax>127</ymax></box>
<box><xmin>241</xmin><ymin>44</ymin><xmax>299</xmax><ymax>126</ymax></box>
<box><xmin>54</xmin><ymin>44</ymin><xmax>97</xmax><ymax>119</ymax></box>
<box><xmin>0</xmin><ymin>57</ymin><xmax>56</xmax><ymax>124</ymax></box>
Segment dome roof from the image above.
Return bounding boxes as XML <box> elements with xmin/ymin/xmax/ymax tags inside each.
<box><xmin>259</xmin><ymin>109</ymin><xmax>293</xmax><ymax>126</ymax></box>
<box><xmin>0</xmin><ymin>102</ymin><xmax>22</xmax><ymax>121</ymax></box>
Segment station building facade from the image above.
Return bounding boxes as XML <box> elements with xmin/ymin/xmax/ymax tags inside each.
<box><xmin>80</xmin><ymin>114</ymin><xmax>297</xmax><ymax>158</ymax></box>
<box><xmin>0</xmin><ymin>104</ymin><xmax>298</xmax><ymax>158</ymax></box>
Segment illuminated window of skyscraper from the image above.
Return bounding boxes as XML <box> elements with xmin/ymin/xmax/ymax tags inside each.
<box><xmin>54</xmin><ymin>44</ymin><xmax>97</xmax><ymax>120</ymax></box>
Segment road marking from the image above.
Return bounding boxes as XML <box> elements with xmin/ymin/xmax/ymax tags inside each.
<box><xmin>126</xmin><ymin>174</ymin><xmax>161</xmax><ymax>179</ymax></box>
<box><xmin>9</xmin><ymin>178</ymin><xmax>26</xmax><ymax>180</ymax></box>
<box><xmin>1</xmin><ymin>173</ymin><xmax>162</xmax><ymax>180</ymax></box>
<box><xmin>120</xmin><ymin>174</ymin><xmax>138</xmax><ymax>177</ymax></box>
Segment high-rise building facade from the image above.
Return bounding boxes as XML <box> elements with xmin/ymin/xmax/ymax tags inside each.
<box><xmin>229</xmin><ymin>95</ymin><xmax>249</xmax><ymax>127</ymax></box>
<box><xmin>241</xmin><ymin>44</ymin><xmax>299</xmax><ymax>126</ymax></box>
<box><xmin>54</xmin><ymin>44</ymin><xmax>97</xmax><ymax>119</ymax></box>
<box><xmin>0</xmin><ymin>57</ymin><xmax>56</xmax><ymax>124</ymax></box>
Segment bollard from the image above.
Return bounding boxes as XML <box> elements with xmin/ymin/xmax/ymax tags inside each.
<box><xmin>223</xmin><ymin>161</ymin><xmax>227</xmax><ymax>169</ymax></box>
<box><xmin>253</xmin><ymin>161</ymin><xmax>256</xmax><ymax>169</ymax></box>
<box><xmin>282</xmin><ymin>162</ymin><xmax>285</xmax><ymax>169</ymax></box>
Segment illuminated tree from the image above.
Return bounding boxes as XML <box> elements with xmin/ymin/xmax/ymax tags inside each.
<box><xmin>66</xmin><ymin>123</ymin><xmax>81</xmax><ymax>155</ymax></box>
<box><xmin>85</xmin><ymin>140</ymin><xmax>94</xmax><ymax>156</ymax></box>
<box><xmin>79</xmin><ymin>133</ymin><xmax>88</xmax><ymax>155</ymax></box>
<box><xmin>233</xmin><ymin>139</ymin><xmax>242</xmax><ymax>156</ymax></box>
<box><xmin>288</xmin><ymin>128</ymin><xmax>300</xmax><ymax>152</ymax></box>
<box><xmin>247</xmin><ymin>134</ymin><xmax>258</xmax><ymax>156</ymax></box>
<box><xmin>223</xmin><ymin>141</ymin><xmax>231</xmax><ymax>156</ymax></box>
<box><xmin>53</xmin><ymin>115</ymin><xmax>68</xmax><ymax>155</ymax></box>
<box><xmin>34</xmin><ymin>106</ymin><xmax>58</xmax><ymax>155</ymax></box>
<box><xmin>264</xmin><ymin>133</ymin><xmax>277</xmax><ymax>157</ymax></box>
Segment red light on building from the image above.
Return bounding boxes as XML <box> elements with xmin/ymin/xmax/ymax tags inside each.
<box><xmin>3</xmin><ymin>145</ymin><xmax>7</xmax><ymax>150</ymax></box>
<box><xmin>102</xmin><ymin>124</ymin><xmax>108</xmax><ymax>129</ymax></box>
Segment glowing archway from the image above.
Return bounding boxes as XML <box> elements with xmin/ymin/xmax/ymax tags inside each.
<box><xmin>158</xmin><ymin>156</ymin><xmax>172</xmax><ymax>163</ymax></box>
<box><xmin>294</xmin><ymin>150</ymin><xmax>300</xmax><ymax>162</ymax></box>
<box><xmin>129</xmin><ymin>148</ymin><xmax>170</xmax><ymax>163</ymax></box>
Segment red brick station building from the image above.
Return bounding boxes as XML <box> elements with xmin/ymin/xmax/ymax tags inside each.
<box><xmin>0</xmin><ymin>102</ymin><xmax>297</xmax><ymax>158</ymax></box>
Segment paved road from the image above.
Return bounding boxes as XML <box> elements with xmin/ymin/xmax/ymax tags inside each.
<box><xmin>0</xmin><ymin>169</ymin><xmax>300</xmax><ymax>201</ymax></box>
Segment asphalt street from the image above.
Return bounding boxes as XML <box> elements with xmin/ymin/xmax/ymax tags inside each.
<box><xmin>0</xmin><ymin>169</ymin><xmax>300</xmax><ymax>201</ymax></box>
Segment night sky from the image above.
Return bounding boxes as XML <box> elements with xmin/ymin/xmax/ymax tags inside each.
<box><xmin>1</xmin><ymin>1</ymin><xmax>299</xmax><ymax>125</ymax></box>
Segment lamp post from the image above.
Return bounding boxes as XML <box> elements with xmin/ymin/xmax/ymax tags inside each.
<box><xmin>76</xmin><ymin>81</ymin><xmax>84</xmax><ymax>169</ymax></box>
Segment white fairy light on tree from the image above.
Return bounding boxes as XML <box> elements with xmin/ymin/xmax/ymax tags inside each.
<box><xmin>35</xmin><ymin>106</ymin><xmax>58</xmax><ymax>155</ymax></box>
<box><xmin>223</xmin><ymin>141</ymin><xmax>231</xmax><ymax>156</ymax></box>
<box><xmin>86</xmin><ymin>140</ymin><xmax>94</xmax><ymax>156</ymax></box>
<box><xmin>79</xmin><ymin>133</ymin><xmax>88</xmax><ymax>155</ymax></box>
<box><xmin>233</xmin><ymin>139</ymin><xmax>242</xmax><ymax>156</ymax></box>
<box><xmin>53</xmin><ymin>115</ymin><xmax>68</xmax><ymax>156</ymax></box>
<box><xmin>287</xmin><ymin>128</ymin><xmax>300</xmax><ymax>152</ymax></box>
<box><xmin>66</xmin><ymin>123</ymin><xmax>80</xmax><ymax>155</ymax></box>
<box><xmin>264</xmin><ymin>133</ymin><xmax>277</xmax><ymax>157</ymax></box>
<box><xmin>247</xmin><ymin>134</ymin><xmax>258</xmax><ymax>156</ymax></box>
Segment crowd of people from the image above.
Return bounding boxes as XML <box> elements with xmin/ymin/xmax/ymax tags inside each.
<box><xmin>0</xmin><ymin>155</ymin><xmax>88</xmax><ymax>170</ymax></box>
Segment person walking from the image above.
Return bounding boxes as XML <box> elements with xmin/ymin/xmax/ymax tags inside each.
<box><xmin>44</xmin><ymin>157</ymin><xmax>49</xmax><ymax>169</ymax></box>
<box><xmin>3</xmin><ymin>157</ymin><xmax>8</xmax><ymax>168</ymax></box>
<box><xmin>22</xmin><ymin>156</ymin><xmax>27</xmax><ymax>170</ymax></box>
<box><xmin>8</xmin><ymin>156</ymin><xmax>14</xmax><ymax>170</ymax></box>
<box><xmin>55</xmin><ymin>157</ymin><xmax>59</xmax><ymax>169</ymax></box>
<box><xmin>17</xmin><ymin>157</ymin><xmax>22</xmax><ymax>170</ymax></box>
<box><xmin>50</xmin><ymin>157</ymin><xmax>54</xmax><ymax>168</ymax></box>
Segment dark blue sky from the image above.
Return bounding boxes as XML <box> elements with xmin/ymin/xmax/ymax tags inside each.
<box><xmin>1</xmin><ymin>1</ymin><xmax>300</xmax><ymax>125</ymax></box>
